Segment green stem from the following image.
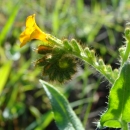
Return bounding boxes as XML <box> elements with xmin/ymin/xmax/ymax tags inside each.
<box><xmin>122</xmin><ymin>41</ymin><xmax>130</xmax><ymax>65</ymax></box>
<box><xmin>81</xmin><ymin>55</ymin><xmax>114</xmax><ymax>84</ymax></box>
<box><xmin>60</xmin><ymin>40</ymin><xmax>115</xmax><ymax>84</ymax></box>
<box><xmin>121</xmin><ymin>121</ymin><xmax>128</xmax><ymax>130</ymax></box>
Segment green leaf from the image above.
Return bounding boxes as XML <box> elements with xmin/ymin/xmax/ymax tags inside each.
<box><xmin>100</xmin><ymin>61</ymin><xmax>130</xmax><ymax>129</ymax></box>
<box><xmin>29</xmin><ymin>106</ymin><xmax>41</xmax><ymax>119</ymax></box>
<box><xmin>0</xmin><ymin>1</ymin><xmax>20</xmax><ymax>45</ymax></box>
<box><xmin>40</xmin><ymin>80</ymin><xmax>85</xmax><ymax>130</ymax></box>
<box><xmin>25</xmin><ymin>111</ymin><xmax>53</xmax><ymax>130</ymax></box>
<box><xmin>0</xmin><ymin>61</ymin><xmax>12</xmax><ymax>94</ymax></box>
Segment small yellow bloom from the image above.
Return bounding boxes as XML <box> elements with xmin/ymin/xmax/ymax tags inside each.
<box><xmin>20</xmin><ymin>14</ymin><xmax>49</xmax><ymax>47</ymax></box>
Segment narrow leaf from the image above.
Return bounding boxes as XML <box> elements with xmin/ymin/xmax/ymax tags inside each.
<box><xmin>25</xmin><ymin>111</ymin><xmax>53</xmax><ymax>130</ymax></box>
<box><xmin>0</xmin><ymin>61</ymin><xmax>12</xmax><ymax>94</ymax></box>
<box><xmin>100</xmin><ymin>61</ymin><xmax>130</xmax><ymax>128</ymax></box>
<box><xmin>0</xmin><ymin>1</ymin><xmax>20</xmax><ymax>45</ymax></box>
<box><xmin>40</xmin><ymin>80</ymin><xmax>85</xmax><ymax>130</ymax></box>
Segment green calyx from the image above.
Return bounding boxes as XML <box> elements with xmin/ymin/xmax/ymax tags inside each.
<box><xmin>43</xmin><ymin>55</ymin><xmax>77</xmax><ymax>83</ymax></box>
<box><xmin>59</xmin><ymin>58</ymin><xmax>69</xmax><ymax>69</ymax></box>
<box><xmin>35</xmin><ymin>51</ymin><xmax>77</xmax><ymax>82</ymax></box>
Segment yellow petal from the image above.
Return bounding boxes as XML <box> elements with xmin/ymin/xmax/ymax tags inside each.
<box><xmin>26</xmin><ymin>14</ymin><xmax>36</xmax><ymax>28</ymax></box>
<box><xmin>20</xmin><ymin>27</ymin><xmax>34</xmax><ymax>47</ymax></box>
<box><xmin>19</xmin><ymin>14</ymin><xmax>49</xmax><ymax>47</ymax></box>
<box><xmin>30</xmin><ymin>26</ymin><xmax>48</xmax><ymax>42</ymax></box>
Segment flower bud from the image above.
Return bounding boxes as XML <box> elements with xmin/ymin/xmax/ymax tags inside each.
<box><xmin>98</xmin><ymin>58</ymin><xmax>106</xmax><ymax>70</ymax></box>
<box><xmin>36</xmin><ymin>45</ymin><xmax>52</xmax><ymax>54</ymax></box>
<box><xmin>119</xmin><ymin>47</ymin><xmax>125</xmax><ymax>59</ymax></box>
<box><xmin>43</xmin><ymin>55</ymin><xmax>77</xmax><ymax>83</ymax></box>
<box><xmin>125</xmin><ymin>23</ymin><xmax>130</xmax><ymax>41</ymax></box>
<box><xmin>106</xmin><ymin>65</ymin><xmax>112</xmax><ymax>72</ymax></box>
<box><xmin>35</xmin><ymin>57</ymin><xmax>46</xmax><ymax>66</ymax></box>
<box><xmin>84</xmin><ymin>47</ymin><xmax>91</xmax><ymax>57</ymax></box>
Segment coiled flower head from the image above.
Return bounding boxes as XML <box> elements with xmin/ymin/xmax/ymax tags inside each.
<box><xmin>38</xmin><ymin>54</ymin><xmax>77</xmax><ymax>83</ymax></box>
<box><xmin>20</xmin><ymin>14</ymin><xmax>77</xmax><ymax>83</ymax></box>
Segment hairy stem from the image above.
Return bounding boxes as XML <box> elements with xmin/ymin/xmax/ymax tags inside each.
<box><xmin>122</xmin><ymin>41</ymin><xmax>130</xmax><ymax>65</ymax></box>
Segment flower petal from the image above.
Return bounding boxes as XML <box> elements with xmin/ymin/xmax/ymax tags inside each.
<box><xmin>26</xmin><ymin>14</ymin><xmax>36</xmax><ymax>28</ymax></box>
<box><xmin>20</xmin><ymin>27</ymin><xmax>34</xmax><ymax>47</ymax></box>
<box><xmin>30</xmin><ymin>26</ymin><xmax>48</xmax><ymax>43</ymax></box>
<box><xmin>20</xmin><ymin>14</ymin><xmax>49</xmax><ymax>47</ymax></box>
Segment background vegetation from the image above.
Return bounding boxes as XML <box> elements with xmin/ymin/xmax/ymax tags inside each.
<box><xmin>1</xmin><ymin>0</ymin><xmax>130</xmax><ymax>129</ymax></box>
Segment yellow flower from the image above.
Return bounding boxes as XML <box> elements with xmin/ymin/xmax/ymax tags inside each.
<box><xmin>20</xmin><ymin>14</ymin><xmax>49</xmax><ymax>47</ymax></box>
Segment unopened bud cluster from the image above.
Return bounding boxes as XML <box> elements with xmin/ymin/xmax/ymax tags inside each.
<box><xmin>62</xmin><ymin>39</ymin><xmax>118</xmax><ymax>84</ymax></box>
<box><xmin>35</xmin><ymin>44</ymin><xmax>77</xmax><ymax>83</ymax></box>
<box><xmin>83</xmin><ymin>47</ymin><xmax>117</xmax><ymax>83</ymax></box>
<box><xmin>125</xmin><ymin>24</ymin><xmax>130</xmax><ymax>41</ymax></box>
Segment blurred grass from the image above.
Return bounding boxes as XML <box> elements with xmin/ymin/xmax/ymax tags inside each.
<box><xmin>1</xmin><ymin>0</ymin><xmax>130</xmax><ymax>129</ymax></box>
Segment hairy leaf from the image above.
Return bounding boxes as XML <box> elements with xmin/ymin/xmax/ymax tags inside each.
<box><xmin>40</xmin><ymin>80</ymin><xmax>85</xmax><ymax>130</ymax></box>
<box><xmin>100</xmin><ymin>61</ymin><xmax>130</xmax><ymax>128</ymax></box>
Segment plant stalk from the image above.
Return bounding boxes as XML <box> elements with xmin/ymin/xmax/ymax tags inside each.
<box><xmin>122</xmin><ymin>41</ymin><xmax>130</xmax><ymax>66</ymax></box>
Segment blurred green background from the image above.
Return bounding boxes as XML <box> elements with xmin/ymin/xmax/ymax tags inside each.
<box><xmin>1</xmin><ymin>0</ymin><xmax>130</xmax><ymax>130</ymax></box>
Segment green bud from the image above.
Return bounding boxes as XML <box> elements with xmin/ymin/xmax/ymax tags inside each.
<box><xmin>90</xmin><ymin>50</ymin><xmax>96</xmax><ymax>62</ymax></box>
<box><xmin>113</xmin><ymin>69</ymin><xmax>119</xmax><ymax>74</ymax></box>
<box><xmin>125</xmin><ymin>26</ymin><xmax>130</xmax><ymax>41</ymax></box>
<box><xmin>119</xmin><ymin>47</ymin><xmax>125</xmax><ymax>59</ymax></box>
<box><xmin>98</xmin><ymin>58</ymin><xmax>105</xmax><ymax>66</ymax></box>
<box><xmin>113</xmin><ymin>69</ymin><xmax>119</xmax><ymax>79</ymax></box>
<box><xmin>71</xmin><ymin>39</ymin><xmax>83</xmax><ymax>54</ymax></box>
<box><xmin>84</xmin><ymin>47</ymin><xmax>91</xmax><ymax>57</ymax></box>
<box><xmin>106</xmin><ymin>65</ymin><xmax>112</xmax><ymax>72</ymax></box>
<box><xmin>63</xmin><ymin>39</ymin><xmax>72</xmax><ymax>51</ymax></box>
<box><xmin>98</xmin><ymin>58</ymin><xmax>106</xmax><ymax>70</ymax></box>
<box><xmin>90</xmin><ymin>50</ymin><xmax>95</xmax><ymax>57</ymax></box>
